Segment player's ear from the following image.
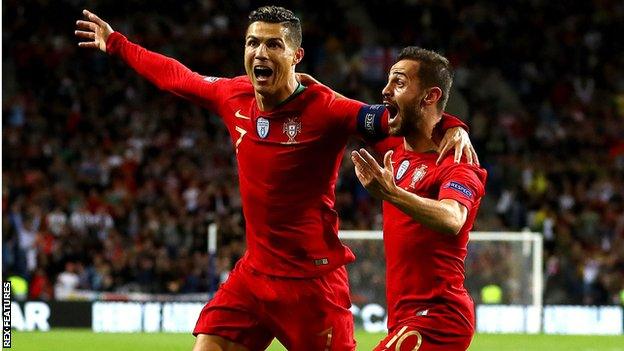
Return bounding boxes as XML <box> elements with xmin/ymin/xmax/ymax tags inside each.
<box><xmin>293</xmin><ymin>47</ymin><xmax>304</xmax><ymax>66</ymax></box>
<box><xmin>423</xmin><ymin>87</ymin><xmax>442</xmax><ymax>107</ymax></box>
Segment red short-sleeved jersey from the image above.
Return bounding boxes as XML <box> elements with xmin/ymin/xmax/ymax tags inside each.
<box><xmin>107</xmin><ymin>32</ymin><xmax>468</xmax><ymax>278</ymax></box>
<box><xmin>382</xmin><ymin>142</ymin><xmax>487</xmax><ymax>334</ymax></box>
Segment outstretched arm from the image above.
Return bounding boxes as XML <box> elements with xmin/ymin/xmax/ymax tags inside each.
<box><xmin>75</xmin><ymin>10</ymin><xmax>222</xmax><ymax>107</ymax></box>
<box><xmin>351</xmin><ymin>148</ymin><xmax>468</xmax><ymax>235</ymax></box>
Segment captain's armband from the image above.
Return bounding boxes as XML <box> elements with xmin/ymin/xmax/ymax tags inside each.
<box><xmin>356</xmin><ymin>104</ymin><xmax>388</xmax><ymax>140</ymax></box>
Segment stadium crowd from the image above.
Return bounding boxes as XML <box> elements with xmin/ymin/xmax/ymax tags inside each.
<box><xmin>3</xmin><ymin>0</ymin><xmax>624</xmax><ymax>306</ymax></box>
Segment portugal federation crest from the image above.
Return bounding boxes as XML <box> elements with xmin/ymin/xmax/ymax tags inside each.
<box><xmin>256</xmin><ymin>117</ymin><xmax>269</xmax><ymax>139</ymax></box>
<box><xmin>282</xmin><ymin>118</ymin><xmax>301</xmax><ymax>144</ymax></box>
<box><xmin>409</xmin><ymin>164</ymin><xmax>428</xmax><ymax>188</ymax></box>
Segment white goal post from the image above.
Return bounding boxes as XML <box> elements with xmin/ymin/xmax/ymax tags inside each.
<box><xmin>339</xmin><ymin>230</ymin><xmax>543</xmax><ymax>332</ymax></box>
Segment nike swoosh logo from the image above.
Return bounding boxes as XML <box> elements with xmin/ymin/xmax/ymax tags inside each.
<box><xmin>235</xmin><ymin>109</ymin><xmax>250</xmax><ymax>120</ymax></box>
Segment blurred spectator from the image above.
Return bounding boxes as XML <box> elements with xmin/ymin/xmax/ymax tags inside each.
<box><xmin>9</xmin><ymin>204</ymin><xmax>41</xmax><ymax>275</ymax></box>
<box><xmin>54</xmin><ymin>262</ymin><xmax>80</xmax><ymax>299</ymax></box>
<box><xmin>29</xmin><ymin>267</ymin><xmax>54</xmax><ymax>300</ymax></box>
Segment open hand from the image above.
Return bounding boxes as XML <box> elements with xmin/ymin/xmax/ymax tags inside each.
<box><xmin>75</xmin><ymin>9</ymin><xmax>114</xmax><ymax>52</ymax></box>
<box><xmin>351</xmin><ymin>149</ymin><xmax>398</xmax><ymax>201</ymax></box>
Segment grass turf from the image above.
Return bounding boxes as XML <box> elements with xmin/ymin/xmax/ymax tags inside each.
<box><xmin>10</xmin><ymin>329</ymin><xmax>624</xmax><ymax>350</ymax></box>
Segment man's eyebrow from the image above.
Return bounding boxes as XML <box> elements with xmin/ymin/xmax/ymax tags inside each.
<box><xmin>245</xmin><ymin>35</ymin><xmax>284</xmax><ymax>42</ymax></box>
<box><xmin>390</xmin><ymin>71</ymin><xmax>408</xmax><ymax>78</ymax></box>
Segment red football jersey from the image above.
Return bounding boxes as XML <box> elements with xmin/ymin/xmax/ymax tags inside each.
<box><xmin>106</xmin><ymin>32</ymin><xmax>468</xmax><ymax>278</ymax></box>
<box><xmin>380</xmin><ymin>142</ymin><xmax>487</xmax><ymax>334</ymax></box>
<box><xmin>203</xmin><ymin>80</ymin><xmax>379</xmax><ymax>278</ymax></box>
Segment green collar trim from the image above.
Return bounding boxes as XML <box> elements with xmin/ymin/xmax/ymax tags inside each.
<box><xmin>276</xmin><ymin>82</ymin><xmax>306</xmax><ymax>108</ymax></box>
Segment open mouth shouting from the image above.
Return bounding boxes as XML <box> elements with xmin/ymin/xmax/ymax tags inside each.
<box><xmin>253</xmin><ymin>65</ymin><xmax>274</xmax><ymax>83</ymax></box>
<box><xmin>384</xmin><ymin>100</ymin><xmax>399</xmax><ymax>125</ymax></box>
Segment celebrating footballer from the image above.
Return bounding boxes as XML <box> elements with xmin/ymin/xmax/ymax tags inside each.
<box><xmin>352</xmin><ymin>47</ymin><xmax>487</xmax><ymax>351</ymax></box>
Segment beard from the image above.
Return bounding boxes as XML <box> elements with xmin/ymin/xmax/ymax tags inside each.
<box><xmin>392</xmin><ymin>106</ymin><xmax>425</xmax><ymax>137</ymax></box>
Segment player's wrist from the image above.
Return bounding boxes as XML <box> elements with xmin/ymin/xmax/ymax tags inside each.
<box><xmin>105</xmin><ymin>31</ymin><xmax>123</xmax><ymax>54</ymax></box>
<box><xmin>386</xmin><ymin>186</ymin><xmax>407</xmax><ymax>205</ymax></box>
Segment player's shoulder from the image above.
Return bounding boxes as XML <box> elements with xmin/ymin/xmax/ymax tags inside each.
<box><xmin>201</xmin><ymin>75</ymin><xmax>250</xmax><ymax>89</ymax></box>
<box><xmin>294</xmin><ymin>84</ymin><xmax>346</xmax><ymax>118</ymax></box>
<box><xmin>301</xmin><ymin>83</ymin><xmax>336</xmax><ymax>105</ymax></box>
<box><xmin>436</xmin><ymin>155</ymin><xmax>487</xmax><ymax>200</ymax></box>
<box><xmin>304</xmin><ymin>83</ymin><xmax>334</xmax><ymax>96</ymax></box>
<box><xmin>437</xmin><ymin>154</ymin><xmax>487</xmax><ymax>181</ymax></box>
<box><xmin>209</xmin><ymin>75</ymin><xmax>253</xmax><ymax>100</ymax></box>
<box><xmin>226</xmin><ymin>75</ymin><xmax>253</xmax><ymax>90</ymax></box>
<box><xmin>304</xmin><ymin>84</ymin><xmax>368</xmax><ymax>120</ymax></box>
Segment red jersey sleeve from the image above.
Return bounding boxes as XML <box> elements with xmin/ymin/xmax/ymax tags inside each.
<box><xmin>432</xmin><ymin>112</ymin><xmax>469</xmax><ymax>144</ymax></box>
<box><xmin>371</xmin><ymin>137</ymin><xmax>402</xmax><ymax>155</ymax></box>
<box><xmin>106</xmin><ymin>32</ymin><xmax>230</xmax><ymax>112</ymax></box>
<box><xmin>328</xmin><ymin>98</ymin><xmax>389</xmax><ymax>141</ymax></box>
<box><xmin>437</xmin><ymin>162</ymin><xmax>487</xmax><ymax>212</ymax></box>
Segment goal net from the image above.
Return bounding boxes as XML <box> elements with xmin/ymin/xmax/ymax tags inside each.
<box><xmin>339</xmin><ymin>230</ymin><xmax>543</xmax><ymax>333</ymax></box>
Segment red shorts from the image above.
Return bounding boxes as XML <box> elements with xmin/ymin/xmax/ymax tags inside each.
<box><xmin>373</xmin><ymin>313</ymin><xmax>473</xmax><ymax>351</ymax></box>
<box><xmin>194</xmin><ymin>261</ymin><xmax>356</xmax><ymax>351</ymax></box>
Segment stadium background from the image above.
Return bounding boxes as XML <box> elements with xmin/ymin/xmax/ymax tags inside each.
<box><xmin>2</xmin><ymin>0</ymin><xmax>624</xmax><ymax>349</ymax></box>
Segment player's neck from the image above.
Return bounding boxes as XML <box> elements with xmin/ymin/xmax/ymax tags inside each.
<box><xmin>403</xmin><ymin>134</ymin><xmax>437</xmax><ymax>153</ymax></box>
<box><xmin>255</xmin><ymin>76</ymin><xmax>300</xmax><ymax>111</ymax></box>
<box><xmin>403</xmin><ymin>112</ymin><xmax>440</xmax><ymax>153</ymax></box>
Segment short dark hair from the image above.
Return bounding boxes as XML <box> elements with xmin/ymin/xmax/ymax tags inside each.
<box><xmin>248</xmin><ymin>6</ymin><xmax>302</xmax><ymax>47</ymax></box>
<box><xmin>397</xmin><ymin>47</ymin><xmax>453</xmax><ymax>110</ymax></box>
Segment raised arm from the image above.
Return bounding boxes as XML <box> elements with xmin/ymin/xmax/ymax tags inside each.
<box><xmin>75</xmin><ymin>10</ymin><xmax>222</xmax><ymax>108</ymax></box>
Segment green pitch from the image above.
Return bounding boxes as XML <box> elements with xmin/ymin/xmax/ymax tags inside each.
<box><xmin>11</xmin><ymin>329</ymin><xmax>624</xmax><ymax>350</ymax></box>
